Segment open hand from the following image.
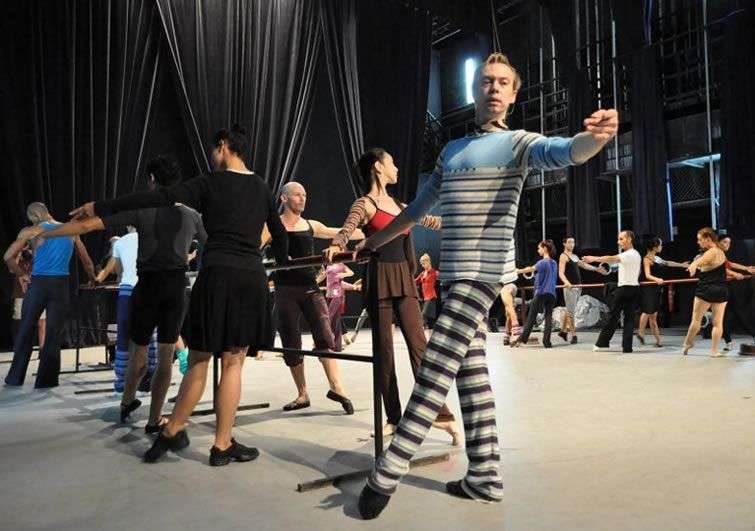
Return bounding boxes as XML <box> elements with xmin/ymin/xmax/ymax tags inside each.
<box><xmin>687</xmin><ymin>263</ymin><xmax>698</xmax><ymax>277</ymax></box>
<box><xmin>583</xmin><ymin>109</ymin><xmax>619</xmax><ymax>141</ymax></box>
<box><xmin>582</xmin><ymin>255</ymin><xmax>597</xmax><ymax>264</ymax></box>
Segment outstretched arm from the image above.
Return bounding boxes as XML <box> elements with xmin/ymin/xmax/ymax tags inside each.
<box><xmin>40</xmin><ymin>217</ymin><xmax>106</xmax><ymax>239</ymax></box>
<box><xmin>582</xmin><ymin>254</ymin><xmax>621</xmax><ymax>264</ymax></box>
<box><xmin>310</xmin><ymin>219</ymin><xmax>364</xmax><ymax>241</ymax></box>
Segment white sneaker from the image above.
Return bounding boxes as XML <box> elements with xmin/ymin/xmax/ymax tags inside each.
<box><xmin>593</xmin><ymin>345</ymin><xmax>610</xmax><ymax>352</ymax></box>
<box><xmin>724</xmin><ymin>342</ymin><xmax>732</xmax><ymax>352</ymax></box>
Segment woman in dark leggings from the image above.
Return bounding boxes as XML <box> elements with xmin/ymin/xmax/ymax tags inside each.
<box><xmin>512</xmin><ymin>240</ymin><xmax>558</xmax><ymax>348</ymax></box>
<box><xmin>326</xmin><ymin>148</ymin><xmax>460</xmax><ymax>445</ymax></box>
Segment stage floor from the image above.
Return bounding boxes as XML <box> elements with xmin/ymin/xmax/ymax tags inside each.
<box><xmin>1</xmin><ymin>331</ymin><xmax>755</xmax><ymax>531</ymax></box>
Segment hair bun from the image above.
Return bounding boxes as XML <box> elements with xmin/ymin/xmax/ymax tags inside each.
<box><xmin>231</xmin><ymin>123</ymin><xmax>248</xmax><ymax>136</ymax></box>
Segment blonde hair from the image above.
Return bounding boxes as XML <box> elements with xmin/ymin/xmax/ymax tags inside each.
<box><xmin>474</xmin><ymin>53</ymin><xmax>522</xmax><ymax>91</ymax></box>
<box><xmin>419</xmin><ymin>253</ymin><xmax>431</xmax><ymax>263</ymax></box>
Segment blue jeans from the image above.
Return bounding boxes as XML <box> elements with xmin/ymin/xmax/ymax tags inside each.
<box><xmin>5</xmin><ymin>276</ymin><xmax>69</xmax><ymax>388</ymax></box>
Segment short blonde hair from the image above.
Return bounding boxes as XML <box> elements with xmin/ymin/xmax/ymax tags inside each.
<box><xmin>474</xmin><ymin>53</ymin><xmax>522</xmax><ymax>91</ymax></box>
<box><xmin>419</xmin><ymin>253</ymin><xmax>431</xmax><ymax>263</ymax></box>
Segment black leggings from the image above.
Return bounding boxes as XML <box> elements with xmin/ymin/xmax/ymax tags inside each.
<box><xmin>519</xmin><ymin>293</ymin><xmax>555</xmax><ymax>346</ymax></box>
<box><xmin>274</xmin><ymin>285</ymin><xmax>335</xmax><ymax>367</ymax></box>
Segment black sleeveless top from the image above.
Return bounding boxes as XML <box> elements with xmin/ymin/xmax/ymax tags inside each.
<box><xmin>273</xmin><ymin>220</ymin><xmax>317</xmax><ymax>288</ymax></box>
<box><xmin>563</xmin><ymin>253</ymin><xmax>581</xmax><ymax>284</ymax></box>
<box><xmin>695</xmin><ymin>262</ymin><xmax>728</xmax><ymax>303</ymax></box>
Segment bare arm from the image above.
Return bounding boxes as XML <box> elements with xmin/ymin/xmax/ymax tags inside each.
<box><xmin>74</xmin><ymin>236</ymin><xmax>96</xmax><ymax>282</ymax></box>
<box><xmin>260</xmin><ymin>223</ymin><xmax>272</xmax><ymax>248</ymax></box>
<box><xmin>582</xmin><ymin>254</ymin><xmax>621</xmax><ymax>264</ymax></box>
<box><xmin>3</xmin><ymin>229</ymin><xmax>34</xmax><ymax>276</ymax></box>
<box><xmin>42</xmin><ymin>217</ymin><xmax>105</xmax><ymax>239</ymax></box>
<box><xmin>338</xmin><ymin>265</ymin><xmax>354</xmax><ymax>279</ymax></box>
<box><xmin>311</xmin><ymin>219</ymin><xmax>364</xmax><ymax>240</ymax></box>
<box><xmin>644</xmin><ymin>256</ymin><xmax>663</xmax><ymax>283</ymax></box>
<box><xmin>558</xmin><ymin>254</ymin><xmax>571</xmax><ymax>286</ymax></box>
<box><xmin>96</xmin><ymin>257</ymin><xmax>119</xmax><ymax>283</ymax></box>
<box><xmin>517</xmin><ymin>266</ymin><xmax>536</xmax><ymax>275</ymax></box>
<box><xmin>662</xmin><ymin>259</ymin><xmax>689</xmax><ymax>269</ymax></box>
<box><xmin>726</xmin><ymin>260</ymin><xmax>752</xmax><ymax>274</ymax></box>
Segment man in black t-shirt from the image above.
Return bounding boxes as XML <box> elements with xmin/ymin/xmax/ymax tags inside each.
<box><xmin>37</xmin><ymin>155</ymin><xmax>206</xmax><ymax>432</ymax></box>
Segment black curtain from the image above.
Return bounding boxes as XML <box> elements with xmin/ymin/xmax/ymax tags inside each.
<box><xmin>356</xmin><ymin>0</ymin><xmax>433</xmax><ymax>202</ymax></box>
<box><xmin>543</xmin><ymin>0</ymin><xmax>601</xmax><ymax>248</ymax></box>
<box><xmin>319</xmin><ymin>0</ymin><xmax>363</xmax><ymax>198</ymax></box>
<box><xmin>0</xmin><ymin>0</ymin><xmax>163</xmax><ymax>347</ymax></box>
<box><xmin>719</xmin><ymin>8</ymin><xmax>755</xmax><ymax>238</ymax></box>
<box><xmin>629</xmin><ymin>44</ymin><xmax>671</xmax><ymax>241</ymax></box>
<box><xmin>156</xmin><ymin>0</ymin><xmax>321</xmax><ymax>193</ymax></box>
<box><xmin>611</xmin><ymin>0</ymin><xmax>671</xmax><ymax>241</ymax></box>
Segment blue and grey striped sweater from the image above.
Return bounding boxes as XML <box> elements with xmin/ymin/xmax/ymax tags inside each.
<box><xmin>405</xmin><ymin>129</ymin><xmax>577</xmax><ymax>285</ymax></box>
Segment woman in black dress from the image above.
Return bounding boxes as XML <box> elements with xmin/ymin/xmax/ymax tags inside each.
<box><xmin>71</xmin><ymin>125</ymin><xmax>288</xmax><ymax>464</ymax></box>
<box><xmin>637</xmin><ymin>235</ymin><xmax>688</xmax><ymax>347</ymax></box>
<box><xmin>682</xmin><ymin>228</ymin><xmax>729</xmax><ymax>357</ymax></box>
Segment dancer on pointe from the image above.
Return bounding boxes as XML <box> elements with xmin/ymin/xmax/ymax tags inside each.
<box><xmin>261</xmin><ymin>181</ymin><xmax>359</xmax><ymax>413</ymax></box>
<box><xmin>326</xmin><ymin>148</ymin><xmax>461</xmax><ymax>445</ymax></box>
<box><xmin>37</xmin><ymin>155</ymin><xmax>207</xmax><ymax>431</ymax></box>
<box><xmin>351</xmin><ymin>52</ymin><xmax>618</xmax><ymax>519</ymax></box>
<box><xmin>681</xmin><ymin>228</ymin><xmax>729</xmax><ymax>358</ymax></box>
<box><xmin>636</xmin><ymin>235</ymin><xmax>688</xmax><ymax>348</ymax></box>
<box><xmin>557</xmin><ymin>236</ymin><xmax>609</xmax><ymax>344</ymax></box>
<box><xmin>70</xmin><ymin>125</ymin><xmax>288</xmax><ymax>465</ymax></box>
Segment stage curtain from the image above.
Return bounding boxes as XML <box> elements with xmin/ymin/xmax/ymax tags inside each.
<box><xmin>719</xmin><ymin>8</ymin><xmax>755</xmax><ymax>238</ymax></box>
<box><xmin>628</xmin><ymin>44</ymin><xmax>671</xmax><ymax>241</ymax></box>
<box><xmin>0</xmin><ymin>0</ymin><xmax>163</xmax><ymax>347</ymax></box>
<box><xmin>155</xmin><ymin>0</ymin><xmax>321</xmax><ymax>194</ymax></box>
<box><xmin>542</xmin><ymin>0</ymin><xmax>602</xmax><ymax>248</ymax></box>
<box><xmin>356</xmin><ymin>0</ymin><xmax>433</xmax><ymax>202</ymax></box>
<box><xmin>319</xmin><ymin>0</ymin><xmax>364</xmax><ymax>198</ymax></box>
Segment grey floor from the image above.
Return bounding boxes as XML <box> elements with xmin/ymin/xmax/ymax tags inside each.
<box><xmin>1</xmin><ymin>330</ymin><xmax>754</xmax><ymax>531</ymax></box>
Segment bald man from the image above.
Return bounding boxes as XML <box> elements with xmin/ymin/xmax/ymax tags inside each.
<box><xmin>261</xmin><ymin>182</ymin><xmax>363</xmax><ymax>413</ymax></box>
<box><xmin>3</xmin><ymin>202</ymin><xmax>95</xmax><ymax>388</ymax></box>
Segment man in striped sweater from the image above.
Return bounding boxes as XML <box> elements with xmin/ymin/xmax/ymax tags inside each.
<box><xmin>354</xmin><ymin>52</ymin><xmax>619</xmax><ymax>519</ymax></box>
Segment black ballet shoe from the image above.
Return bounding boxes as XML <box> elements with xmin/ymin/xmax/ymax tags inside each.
<box><xmin>557</xmin><ymin>331</ymin><xmax>568</xmax><ymax>342</ymax></box>
<box><xmin>209</xmin><ymin>438</ymin><xmax>260</xmax><ymax>466</ymax></box>
<box><xmin>570</xmin><ymin>335</ymin><xmax>578</xmax><ymax>344</ymax></box>
<box><xmin>358</xmin><ymin>484</ymin><xmax>390</xmax><ymax>520</ymax></box>
<box><xmin>446</xmin><ymin>480</ymin><xmax>475</xmax><ymax>500</ymax></box>
<box><xmin>635</xmin><ymin>333</ymin><xmax>645</xmax><ymax>345</ymax></box>
<box><xmin>144</xmin><ymin>416</ymin><xmax>168</xmax><ymax>435</ymax></box>
<box><xmin>143</xmin><ymin>429</ymin><xmax>190</xmax><ymax>463</ymax></box>
<box><xmin>327</xmin><ymin>390</ymin><xmax>354</xmax><ymax>415</ymax></box>
<box><xmin>120</xmin><ymin>399</ymin><xmax>142</xmax><ymax>423</ymax></box>
<box><xmin>282</xmin><ymin>399</ymin><xmax>310</xmax><ymax>411</ymax></box>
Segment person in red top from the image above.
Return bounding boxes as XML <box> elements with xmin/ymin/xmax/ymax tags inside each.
<box><xmin>415</xmin><ymin>253</ymin><xmax>439</xmax><ymax>328</ymax></box>
<box><xmin>326</xmin><ymin>148</ymin><xmax>460</xmax><ymax>445</ymax></box>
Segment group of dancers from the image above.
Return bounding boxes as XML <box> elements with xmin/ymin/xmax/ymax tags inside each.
<box><xmin>4</xmin><ymin>51</ymin><xmax>746</xmax><ymax>520</ymax></box>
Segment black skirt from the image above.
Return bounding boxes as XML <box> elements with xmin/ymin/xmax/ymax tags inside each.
<box><xmin>186</xmin><ymin>266</ymin><xmax>272</xmax><ymax>353</ymax></box>
<box><xmin>695</xmin><ymin>284</ymin><xmax>728</xmax><ymax>304</ymax></box>
<box><xmin>640</xmin><ymin>284</ymin><xmax>662</xmax><ymax>314</ymax></box>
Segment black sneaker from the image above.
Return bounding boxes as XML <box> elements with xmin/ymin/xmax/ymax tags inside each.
<box><xmin>570</xmin><ymin>336</ymin><xmax>578</xmax><ymax>344</ymax></box>
<box><xmin>120</xmin><ymin>399</ymin><xmax>142</xmax><ymax>423</ymax></box>
<box><xmin>557</xmin><ymin>331</ymin><xmax>568</xmax><ymax>342</ymax></box>
<box><xmin>446</xmin><ymin>480</ymin><xmax>474</xmax><ymax>500</ymax></box>
<box><xmin>143</xmin><ymin>429</ymin><xmax>190</xmax><ymax>463</ymax></box>
<box><xmin>209</xmin><ymin>438</ymin><xmax>260</xmax><ymax>466</ymax></box>
<box><xmin>358</xmin><ymin>484</ymin><xmax>390</xmax><ymax>520</ymax></box>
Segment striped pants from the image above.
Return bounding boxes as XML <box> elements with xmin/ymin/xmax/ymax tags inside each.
<box><xmin>368</xmin><ymin>280</ymin><xmax>504</xmax><ymax>501</ymax></box>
